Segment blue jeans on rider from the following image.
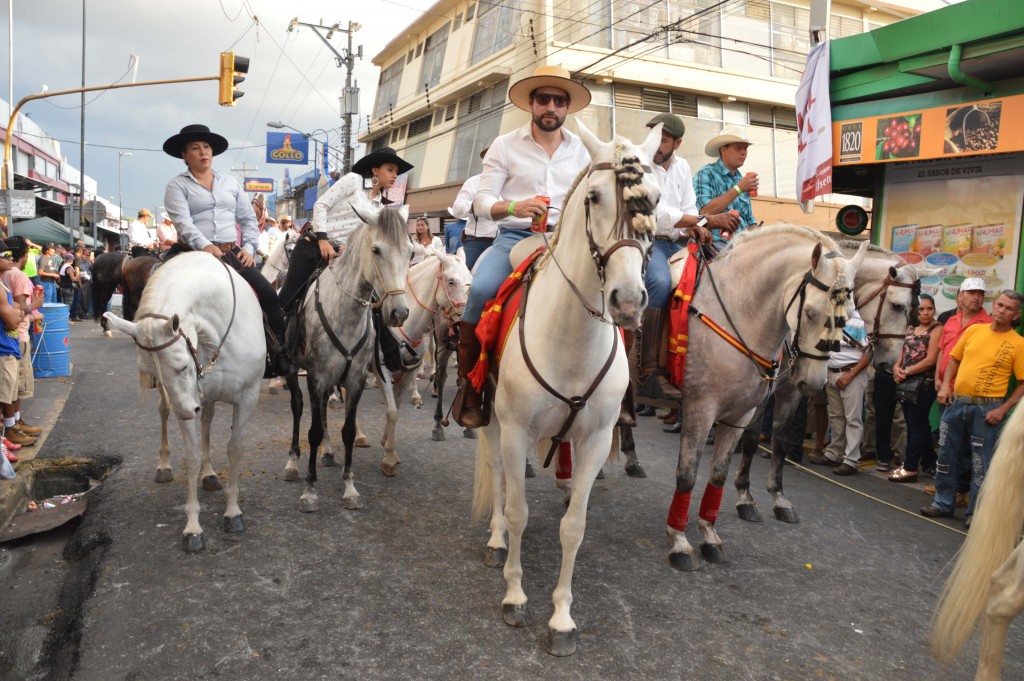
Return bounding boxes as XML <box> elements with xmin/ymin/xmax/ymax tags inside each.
<box><xmin>931</xmin><ymin>398</ymin><xmax>1002</xmax><ymax>515</ymax></box>
<box><xmin>462</xmin><ymin>235</ymin><xmax>494</xmax><ymax>272</ymax></box>
<box><xmin>463</xmin><ymin>228</ymin><xmax>533</xmax><ymax>324</ymax></box>
<box><xmin>644</xmin><ymin>239</ymin><xmax>683</xmax><ymax>309</ymax></box>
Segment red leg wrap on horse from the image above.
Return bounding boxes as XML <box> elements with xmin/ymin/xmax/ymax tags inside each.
<box><xmin>698</xmin><ymin>482</ymin><xmax>725</xmax><ymax>523</ymax></box>
<box><xmin>556</xmin><ymin>441</ymin><xmax>573</xmax><ymax>480</ymax></box>
<box><xmin>667</xmin><ymin>491</ymin><xmax>691</xmax><ymax>532</ymax></box>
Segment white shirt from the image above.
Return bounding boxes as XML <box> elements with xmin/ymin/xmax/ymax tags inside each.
<box><xmin>829</xmin><ymin>311</ymin><xmax>867</xmax><ymax>368</ymax></box>
<box><xmin>411</xmin><ymin>236</ymin><xmax>444</xmax><ymax>265</ymax></box>
<box><xmin>653</xmin><ymin>155</ymin><xmax>698</xmax><ymax>240</ymax></box>
<box><xmin>257</xmin><ymin>226</ymin><xmax>282</xmax><ymax>256</ymax></box>
<box><xmin>450</xmin><ymin>174</ymin><xmax>498</xmax><ymax>239</ymax></box>
<box><xmin>127</xmin><ymin>219</ymin><xmax>154</xmax><ymax>248</ymax></box>
<box><xmin>474</xmin><ymin>122</ymin><xmax>591</xmax><ymax>231</ymax></box>
<box><xmin>312</xmin><ymin>172</ymin><xmax>381</xmax><ymax>244</ymax></box>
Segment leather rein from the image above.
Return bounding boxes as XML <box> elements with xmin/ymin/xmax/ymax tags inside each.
<box><xmin>134</xmin><ymin>257</ymin><xmax>237</xmax><ymax>381</ymax></box>
<box><xmin>855</xmin><ymin>270</ymin><xmax>919</xmax><ymax>346</ymax></box>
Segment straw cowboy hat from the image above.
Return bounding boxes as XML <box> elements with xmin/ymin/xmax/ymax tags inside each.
<box><xmin>704</xmin><ymin>126</ymin><xmax>753</xmax><ymax>157</ymax></box>
<box><xmin>162</xmin><ymin>124</ymin><xmax>230</xmax><ymax>158</ymax></box>
<box><xmin>351</xmin><ymin>146</ymin><xmax>414</xmax><ymax>178</ymax></box>
<box><xmin>508</xmin><ymin>65</ymin><xmax>591</xmax><ymax>114</ymax></box>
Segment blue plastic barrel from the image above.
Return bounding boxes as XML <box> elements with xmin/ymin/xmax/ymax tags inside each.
<box><xmin>31</xmin><ymin>303</ymin><xmax>71</xmax><ymax>377</ymax></box>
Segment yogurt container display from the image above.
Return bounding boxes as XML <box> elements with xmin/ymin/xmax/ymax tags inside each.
<box><xmin>983</xmin><ymin>276</ymin><xmax>1003</xmax><ymax>300</ymax></box>
<box><xmin>941</xmin><ymin>274</ymin><xmax>966</xmax><ymax>300</ymax></box>
<box><xmin>959</xmin><ymin>252</ymin><xmax>1000</xmax><ymax>277</ymax></box>
<box><xmin>897</xmin><ymin>252</ymin><xmax>923</xmax><ymax>266</ymax></box>
<box><xmin>971</xmin><ymin>223</ymin><xmax>1007</xmax><ymax>257</ymax></box>
<box><xmin>919</xmin><ymin>275</ymin><xmax>941</xmax><ymax>296</ymax></box>
<box><xmin>925</xmin><ymin>251</ymin><xmax>959</xmax><ymax>274</ymax></box>
<box><xmin>942</xmin><ymin>223</ymin><xmax>973</xmax><ymax>257</ymax></box>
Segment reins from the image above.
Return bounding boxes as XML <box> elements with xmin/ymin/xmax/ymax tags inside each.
<box><xmin>856</xmin><ymin>269</ymin><xmax>919</xmax><ymax>346</ymax></box>
<box><xmin>134</xmin><ymin>257</ymin><xmax>237</xmax><ymax>381</ymax></box>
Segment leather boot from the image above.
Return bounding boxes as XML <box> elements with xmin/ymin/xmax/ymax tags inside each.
<box><xmin>453</xmin><ymin>321</ymin><xmax>487</xmax><ymax>428</ymax></box>
<box><xmin>638</xmin><ymin>307</ymin><xmax>681</xmax><ymax>400</ymax></box>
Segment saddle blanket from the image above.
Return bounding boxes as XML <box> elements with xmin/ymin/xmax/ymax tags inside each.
<box><xmin>666</xmin><ymin>242</ymin><xmax>700</xmax><ymax>389</ymax></box>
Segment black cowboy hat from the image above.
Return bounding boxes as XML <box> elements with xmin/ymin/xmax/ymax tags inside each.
<box><xmin>162</xmin><ymin>124</ymin><xmax>230</xmax><ymax>158</ymax></box>
<box><xmin>351</xmin><ymin>147</ymin><xmax>413</xmax><ymax>178</ymax></box>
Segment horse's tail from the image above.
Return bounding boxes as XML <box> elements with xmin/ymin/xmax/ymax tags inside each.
<box><xmin>931</xmin><ymin>405</ymin><xmax>1024</xmax><ymax>663</ymax></box>
<box><xmin>471</xmin><ymin>434</ymin><xmax>493</xmax><ymax>522</ymax></box>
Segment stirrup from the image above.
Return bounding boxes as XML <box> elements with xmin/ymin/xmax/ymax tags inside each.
<box><xmin>452</xmin><ymin>380</ymin><xmax>489</xmax><ymax>428</ymax></box>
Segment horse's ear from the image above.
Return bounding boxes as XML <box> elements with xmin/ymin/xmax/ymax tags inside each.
<box><xmin>170</xmin><ymin>314</ymin><xmax>180</xmax><ymax>334</ymax></box>
<box><xmin>640</xmin><ymin>122</ymin><xmax>663</xmax><ymax>165</ymax></box>
<box><xmin>576</xmin><ymin>119</ymin><xmax>603</xmax><ymax>161</ymax></box>
<box><xmin>810</xmin><ymin>241</ymin><xmax>823</xmax><ymax>270</ymax></box>
<box><xmin>397</xmin><ymin>204</ymin><xmax>410</xmax><ymax>222</ymax></box>
<box><xmin>849</xmin><ymin>240</ymin><xmax>869</xmax><ymax>273</ymax></box>
<box><xmin>103</xmin><ymin>311</ymin><xmax>138</xmax><ymax>339</ymax></box>
<box><xmin>349</xmin><ymin>197</ymin><xmax>381</xmax><ymax>226</ymax></box>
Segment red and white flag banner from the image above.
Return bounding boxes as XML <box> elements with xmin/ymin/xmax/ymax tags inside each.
<box><xmin>796</xmin><ymin>41</ymin><xmax>833</xmax><ymax>202</ymax></box>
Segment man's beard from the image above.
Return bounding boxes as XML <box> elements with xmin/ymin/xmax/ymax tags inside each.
<box><xmin>533</xmin><ymin>112</ymin><xmax>564</xmax><ymax>132</ymax></box>
<box><xmin>653</xmin><ymin>150</ymin><xmax>670</xmax><ymax>165</ymax></box>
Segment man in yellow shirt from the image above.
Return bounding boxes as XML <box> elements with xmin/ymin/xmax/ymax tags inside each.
<box><xmin>922</xmin><ymin>288</ymin><xmax>1024</xmax><ymax>526</ymax></box>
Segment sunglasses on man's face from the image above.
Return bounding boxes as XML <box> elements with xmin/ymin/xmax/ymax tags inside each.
<box><xmin>0</xmin><ymin>252</ymin><xmax>12</xmax><ymax>260</ymax></box>
<box><xmin>532</xmin><ymin>93</ymin><xmax>569</xmax><ymax>109</ymax></box>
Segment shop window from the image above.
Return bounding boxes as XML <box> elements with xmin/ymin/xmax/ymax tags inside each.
<box><xmin>419</xmin><ymin>22</ymin><xmax>450</xmax><ymax>93</ymax></box>
<box><xmin>470</xmin><ymin>0</ymin><xmax>522</xmax><ymax>65</ymax></box>
<box><xmin>408</xmin><ymin>114</ymin><xmax>432</xmax><ymax>138</ymax></box>
<box><xmin>448</xmin><ymin>77</ymin><xmax>508</xmax><ymax>181</ymax></box>
<box><xmin>373</xmin><ymin>57</ymin><xmax>405</xmax><ymax>120</ymax></box>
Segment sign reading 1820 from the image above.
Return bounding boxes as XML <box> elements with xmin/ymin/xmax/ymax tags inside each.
<box><xmin>839</xmin><ymin>122</ymin><xmax>863</xmax><ymax>163</ymax></box>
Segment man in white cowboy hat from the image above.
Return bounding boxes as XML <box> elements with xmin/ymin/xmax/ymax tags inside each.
<box><xmin>128</xmin><ymin>208</ymin><xmax>156</xmax><ymax>256</ymax></box>
<box><xmin>694</xmin><ymin>126</ymin><xmax>759</xmax><ymax>245</ymax></box>
<box><xmin>448</xmin><ymin>146</ymin><xmax>497</xmax><ymax>269</ymax></box>
<box><xmin>454</xmin><ymin>64</ymin><xmax>592</xmax><ymax>427</ymax></box>
<box><xmin>156</xmin><ymin>212</ymin><xmax>178</xmax><ymax>253</ymax></box>
<box><xmin>637</xmin><ymin>112</ymin><xmax>740</xmax><ymax>403</ymax></box>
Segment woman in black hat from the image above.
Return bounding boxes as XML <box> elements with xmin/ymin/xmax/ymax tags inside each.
<box><xmin>277</xmin><ymin>146</ymin><xmax>413</xmax><ymax>313</ymax></box>
<box><xmin>162</xmin><ymin>124</ymin><xmax>295</xmax><ymax>377</ymax></box>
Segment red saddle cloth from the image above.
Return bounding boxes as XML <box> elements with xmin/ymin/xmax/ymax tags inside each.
<box><xmin>667</xmin><ymin>241</ymin><xmax>700</xmax><ymax>389</ymax></box>
<box><xmin>467</xmin><ymin>247</ymin><xmax>547</xmax><ymax>392</ymax></box>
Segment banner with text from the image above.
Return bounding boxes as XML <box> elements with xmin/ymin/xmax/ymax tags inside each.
<box><xmin>244</xmin><ymin>177</ymin><xmax>274</xmax><ymax>193</ymax></box>
<box><xmin>833</xmin><ymin>94</ymin><xmax>1024</xmax><ymax>166</ymax></box>
<box><xmin>795</xmin><ymin>41</ymin><xmax>832</xmax><ymax>201</ymax></box>
<box><xmin>266</xmin><ymin>132</ymin><xmax>309</xmax><ymax>165</ymax></box>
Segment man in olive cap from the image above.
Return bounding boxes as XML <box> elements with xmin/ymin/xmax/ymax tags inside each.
<box><xmin>637</xmin><ymin>113</ymin><xmax>738</xmax><ymax>403</ymax></box>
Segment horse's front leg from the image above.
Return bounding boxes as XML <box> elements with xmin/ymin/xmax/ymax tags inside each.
<box><xmin>698</xmin><ymin>421</ymin><xmax>747</xmax><ymax>565</ymax></box>
<box><xmin>283</xmin><ymin>371</ymin><xmax>303</xmax><ymax>481</ymax></box>
<box><xmin>976</xmin><ymin>543</ymin><xmax>1024</xmax><ymax>681</ymax></box>
<box><xmin>177</xmin><ymin>419</ymin><xmax>205</xmax><ymax>552</ymax></box>
<box><xmin>339</xmin><ymin>385</ymin><xmax>370</xmax><ymax>449</ymax></box>
<box><xmin>199</xmin><ymin>402</ymin><xmax>222</xmax><ymax>491</ymax></box>
<box><xmin>154</xmin><ymin>389</ymin><xmax>173</xmax><ymax>483</ymax></box>
<box><xmin>340</xmin><ymin>377</ymin><xmax>366</xmax><ymax>509</ymax></box>
<box><xmin>667</xmin><ymin>404</ymin><xmax>713</xmax><ymax>572</ymax></box>
<box><xmin>734</xmin><ymin>422</ymin><xmax>761</xmax><ymax>521</ymax></box>
<box><xmin>222</xmin><ymin>390</ymin><xmax>259</xmax><ymax>533</ymax></box>
<box><xmin>378</xmin><ymin>368</ymin><xmax>403</xmax><ymax>477</ymax></box>
<box><xmin>432</xmin><ymin>348</ymin><xmax>449</xmax><ymax>441</ymax></box>
<box><xmin>620</xmin><ymin>420</ymin><xmax>645</xmax><ymax>478</ymax></box>
<box><xmin>498</xmin><ymin>424</ymin><xmax>531</xmax><ymax>630</ymax></box>
<box><xmin>766</xmin><ymin>389</ymin><xmax>802</xmax><ymax>524</ymax></box>
<box><xmin>299</xmin><ymin>374</ymin><xmax>325</xmax><ymax>513</ymax></box>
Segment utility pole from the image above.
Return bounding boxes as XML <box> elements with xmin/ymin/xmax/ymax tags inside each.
<box><xmin>230</xmin><ymin>163</ymin><xmax>259</xmax><ymax>193</ymax></box>
<box><xmin>288</xmin><ymin>18</ymin><xmax>362</xmax><ymax>174</ymax></box>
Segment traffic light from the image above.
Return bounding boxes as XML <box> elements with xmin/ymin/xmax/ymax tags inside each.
<box><xmin>218</xmin><ymin>52</ymin><xmax>249</xmax><ymax>106</ymax></box>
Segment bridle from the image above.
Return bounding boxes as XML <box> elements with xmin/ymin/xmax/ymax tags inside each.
<box><xmin>855</xmin><ymin>268</ymin><xmax>919</xmax><ymax>347</ymax></box>
<box><xmin>333</xmin><ymin>231</ymin><xmax>407</xmax><ymax>310</ymax></box>
<box><xmin>134</xmin><ymin>258</ymin><xmax>237</xmax><ymax>381</ymax></box>
<box><xmin>402</xmin><ymin>256</ymin><xmax>467</xmax><ymax>348</ymax></box>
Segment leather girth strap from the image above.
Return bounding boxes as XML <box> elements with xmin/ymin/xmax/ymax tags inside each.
<box><xmin>516</xmin><ymin>273</ymin><xmax>619</xmax><ymax>469</ymax></box>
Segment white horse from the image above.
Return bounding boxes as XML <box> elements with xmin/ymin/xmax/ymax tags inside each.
<box><xmin>471</xmin><ymin>121</ymin><xmax>661</xmax><ymax>656</ymax></box>
<box><xmin>374</xmin><ymin>250</ymin><xmax>471</xmax><ymax>476</ymax></box>
<box><xmin>260</xmin><ymin>229</ymin><xmax>300</xmax><ymax>290</ymax></box>
<box><xmin>105</xmin><ymin>252</ymin><xmax>265</xmax><ymax>552</ymax></box>
<box><xmin>931</xmin><ymin>404</ymin><xmax>1024</xmax><ymax>680</ymax></box>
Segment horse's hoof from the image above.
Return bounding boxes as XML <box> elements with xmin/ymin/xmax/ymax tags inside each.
<box><xmin>668</xmin><ymin>551</ymin><xmax>701</xmax><ymax>572</ymax></box>
<box><xmin>737</xmin><ymin>504</ymin><xmax>764</xmax><ymax>523</ymax></box>
<box><xmin>431</xmin><ymin>427</ymin><xmax>445</xmax><ymax>442</ymax></box>
<box><xmin>154</xmin><ymin>468</ymin><xmax>173</xmax><ymax>483</ymax></box>
<box><xmin>624</xmin><ymin>462</ymin><xmax>647</xmax><ymax>478</ymax></box>
<box><xmin>355</xmin><ymin>436</ymin><xmax>370</xmax><ymax>448</ymax></box>
<box><xmin>321</xmin><ymin>453</ymin><xmax>336</xmax><ymax>467</ymax></box>
<box><xmin>381</xmin><ymin>462</ymin><xmax>397</xmax><ymax>477</ymax></box>
<box><xmin>547</xmin><ymin>628</ymin><xmax>578</xmax><ymax>657</ymax></box>
<box><xmin>596</xmin><ymin>467</ymin><xmax>605</xmax><ymax>480</ymax></box>
<box><xmin>700</xmin><ymin>543</ymin><xmax>728</xmax><ymax>564</ymax></box>
<box><xmin>299</xmin><ymin>495</ymin><xmax>320</xmax><ymax>513</ymax></box>
<box><xmin>202</xmin><ymin>474</ymin><xmax>222</xmax><ymax>492</ymax></box>
<box><xmin>181</xmin><ymin>533</ymin><xmax>205</xmax><ymax>553</ymax></box>
<box><xmin>502</xmin><ymin>603</ymin><xmax>531</xmax><ymax>628</ymax></box>
<box><xmin>462</xmin><ymin>428</ymin><xmax>476</xmax><ymax>440</ymax></box>
<box><xmin>223</xmin><ymin>514</ymin><xmax>245</xmax><ymax>533</ymax></box>
<box><xmin>525</xmin><ymin>463</ymin><xmax>536</xmax><ymax>478</ymax></box>
<box><xmin>342</xmin><ymin>495</ymin><xmax>364</xmax><ymax>510</ymax></box>
<box><xmin>282</xmin><ymin>468</ymin><xmax>299</xmax><ymax>482</ymax></box>
<box><xmin>103</xmin><ymin>330</ymin><xmax>112</xmax><ymax>338</ymax></box>
<box><xmin>483</xmin><ymin>547</ymin><xmax>507</xmax><ymax>568</ymax></box>
<box><xmin>431</xmin><ymin>388</ymin><xmax>438</xmax><ymax>398</ymax></box>
<box><xmin>773</xmin><ymin>507</ymin><xmax>801</xmax><ymax>524</ymax></box>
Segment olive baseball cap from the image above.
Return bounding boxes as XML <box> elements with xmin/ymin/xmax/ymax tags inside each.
<box><xmin>646</xmin><ymin>112</ymin><xmax>685</xmax><ymax>139</ymax></box>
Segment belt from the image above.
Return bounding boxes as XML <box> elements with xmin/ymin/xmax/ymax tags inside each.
<box><xmin>953</xmin><ymin>394</ymin><xmax>1002</xmax><ymax>405</ymax></box>
<box><xmin>212</xmin><ymin>242</ymin><xmax>237</xmax><ymax>252</ymax></box>
<box><xmin>828</xmin><ymin>364</ymin><xmax>858</xmax><ymax>373</ymax></box>
<box><xmin>654</xmin><ymin>235</ymin><xmax>674</xmax><ymax>241</ymax></box>
<box><xmin>461</xmin><ymin>233</ymin><xmax>495</xmax><ymax>243</ymax></box>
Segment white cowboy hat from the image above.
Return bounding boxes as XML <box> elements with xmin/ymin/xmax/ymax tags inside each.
<box><xmin>705</xmin><ymin>126</ymin><xmax>753</xmax><ymax>157</ymax></box>
<box><xmin>508</xmin><ymin>65</ymin><xmax>591</xmax><ymax>114</ymax></box>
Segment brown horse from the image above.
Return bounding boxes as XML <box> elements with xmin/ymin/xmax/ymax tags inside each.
<box><xmin>92</xmin><ymin>252</ymin><xmax>161</xmax><ymax>334</ymax></box>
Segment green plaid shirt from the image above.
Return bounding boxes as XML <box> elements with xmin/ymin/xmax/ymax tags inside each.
<box><xmin>693</xmin><ymin>159</ymin><xmax>757</xmax><ymax>229</ymax></box>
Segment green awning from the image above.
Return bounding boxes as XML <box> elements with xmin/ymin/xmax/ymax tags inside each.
<box><xmin>8</xmin><ymin>216</ymin><xmax>101</xmax><ymax>248</ymax></box>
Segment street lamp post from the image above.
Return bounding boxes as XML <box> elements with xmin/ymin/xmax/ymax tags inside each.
<box><xmin>118</xmin><ymin>151</ymin><xmax>131</xmax><ymax>251</ymax></box>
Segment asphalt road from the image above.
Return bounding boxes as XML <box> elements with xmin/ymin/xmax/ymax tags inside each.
<box><xmin>4</xmin><ymin>321</ymin><xmax>1022</xmax><ymax>680</ymax></box>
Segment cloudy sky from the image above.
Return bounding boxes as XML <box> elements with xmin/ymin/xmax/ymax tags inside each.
<box><xmin>0</xmin><ymin>0</ymin><xmax>436</xmax><ymax>216</ymax></box>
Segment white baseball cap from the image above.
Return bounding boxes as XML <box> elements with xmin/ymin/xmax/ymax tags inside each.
<box><xmin>959</xmin><ymin>277</ymin><xmax>987</xmax><ymax>292</ymax></box>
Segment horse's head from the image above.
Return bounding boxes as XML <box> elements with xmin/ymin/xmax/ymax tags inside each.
<box><xmin>786</xmin><ymin>238</ymin><xmax>865</xmax><ymax>395</ymax></box>
<box><xmin>433</xmin><ymin>251</ymin><xmax>472</xmax><ymax>320</ymax></box>
<box><xmin>104</xmin><ymin>311</ymin><xmax>203</xmax><ymax>419</ymax></box>
<box><xmin>571</xmin><ymin>120</ymin><xmax>661</xmax><ymax>329</ymax></box>
<box><xmin>350</xmin><ymin>201</ymin><xmax>412</xmax><ymax>327</ymax></box>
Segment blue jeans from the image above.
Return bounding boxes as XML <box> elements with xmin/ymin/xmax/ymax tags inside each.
<box><xmin>463</xmin><ymin>229</ymin><xmax>533</xmax><ymax>324</ymax></box>
<box><xmin>931</xmin><ymin>399</ymin><xmax>1003</xmax><ymax>515</ymax></box>
<box><xmin>41</xmin><ymin>281</ymin><xmax>58</xmax><ymax>303</ymax></box>
<box><xmin>462</xmin><ymin>236</ymin><xmax>493</xmax><ymax>272</ymax></box>
<box><xmin>644</xmin><ymin>239</ymin><xmax>683</xmax><ymax>309</ymax></box>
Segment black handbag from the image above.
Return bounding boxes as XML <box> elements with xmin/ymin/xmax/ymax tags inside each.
<box><xmin>896</xmin><ymin>374</ymin><xmax>926</xmax><ymax>404</ymax></box>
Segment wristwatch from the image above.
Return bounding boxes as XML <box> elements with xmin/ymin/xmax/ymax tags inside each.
<box><xmin>695</xmin><ymin>214</ymin><xmax>709</xmax><ymax>228</ymax></box>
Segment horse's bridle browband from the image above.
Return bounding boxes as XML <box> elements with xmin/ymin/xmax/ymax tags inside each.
<box><xmin>134</xmin><ymin>258</ymin><xmax>238</xmax><ymax>381</ymax></box>
<box><xmin>856</xmin><ymin>269</ymin><xmax>919</xmax><ymax>345</ymax></box>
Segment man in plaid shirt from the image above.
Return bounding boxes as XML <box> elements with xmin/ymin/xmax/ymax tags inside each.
<box><xmin>694</xmin><ymin>126</ymin><xmax>759</xmax><ymax>248</ymax></box>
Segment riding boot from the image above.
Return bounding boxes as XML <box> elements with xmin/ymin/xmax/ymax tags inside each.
<box><xmin>453</xmin><ymin>320</ymin><xmax>487</xmax><ymax>428</ymax></box>
<box><xmin>638</xmin><ymin>307</ymin><xmax>682</xmax><ymax>401</ymax></box>
<box><xmin>267</xmin><ymin>309</ymin><xmax>298</xmax><ymax>378</ymax></box>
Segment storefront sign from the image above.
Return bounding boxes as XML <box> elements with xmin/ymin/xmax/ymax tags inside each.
<box><xmin>878</xmin><ymin>153</ymin><xmax>1022</xmax><ymax>316</ymax></box>
<box><xmin>266</xmin><ymin>132</ymin><xmax>309</xmax><ymax>165</ymax></box>
<box><xmin>796</xmin><ymin>42</ymin><xmax>832</xmax><ymax>201</ymax></box>
<box><xmin>244</xmin><ymin>177</ymin><xmax>274</xmax><ymax>193</ymax></box>
<box><xmin>832</xmin><ymin>94</ymin><xmax>1024</xmax><ymax>166</ymax></box>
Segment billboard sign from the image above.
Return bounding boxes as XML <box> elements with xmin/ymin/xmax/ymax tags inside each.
<box><xmin>244</xmin><ymin>177</ymin><xmax>274</xmax><ymax>193</ymax></box>
<box><xmin>266</xmin><ymin>132</ymin><xmax>309</xmax><ymax>165</ymax></box>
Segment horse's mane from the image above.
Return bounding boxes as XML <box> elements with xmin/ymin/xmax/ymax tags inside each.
<box><xmin>837</xmin><ymin>238</ymin><xmax>890</xmax><ymax>255</ymax></box>
<box><xmin>724</xmin><ymin>222</ymin><xmax>841</xmax><ymax>256</ymax></box>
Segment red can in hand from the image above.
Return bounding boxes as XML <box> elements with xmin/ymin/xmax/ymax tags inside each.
<box><xmin>531</xmin><ymin>195</ymin><xmax>550</xmax><ymax>233</ymax></box>
<box><xmin>745</xmin><ymin>172</ymin><xmax>758</xmax><ymax>198</ymax></box>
